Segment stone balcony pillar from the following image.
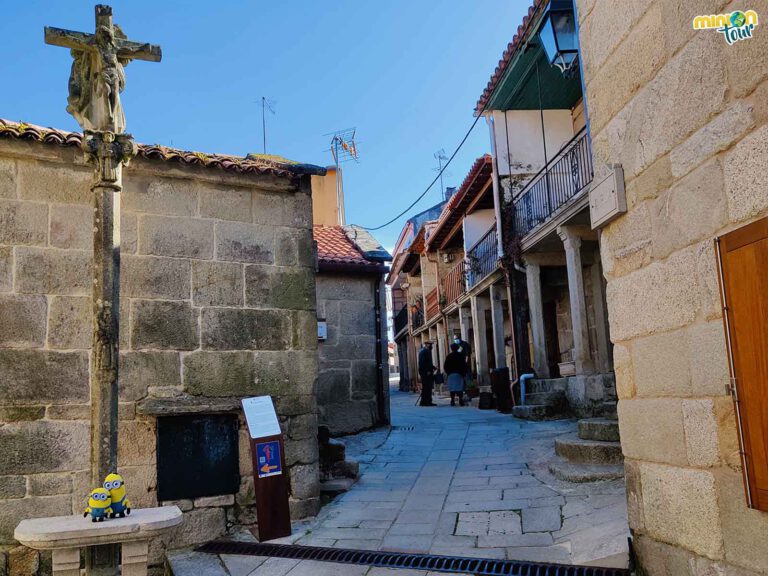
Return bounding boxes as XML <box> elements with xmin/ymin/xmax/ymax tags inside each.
<box><xmin>489</xmin><ymin>283</ymin><xmax>507</xmax><ymax>369</ymax></box>
<box><xmin>458</xmin><ymin>304</ymin><xmax>474</xmax><ymax>374</ymax></box>
<box><xmin>436</xmin><ymin>319</ymin><xmax>448</xmax><ymax>372</ymax></box>
<box><xmin>523</xmin><ymin>259</ymin><xmax>550</xmax><ymax>378</ymax></box>
<box><xmin>557</xmin><ymin>226</ymin><xmax>594</xmax><ymax>375</ymax></box>
<box><xmin>471</xmin><ymin>295</ymin><xmax>490</xmax><ymax>386</ymax></box>
<box><xmin>458</xmin><ymin>305</ymin><xmax>472</xmax><ymax>343</ymax></box>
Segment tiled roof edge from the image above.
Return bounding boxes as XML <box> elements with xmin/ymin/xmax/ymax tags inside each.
<box><xmin>475</xmin><ymin>0</ymin><xmax>546</xmax><ymax>115</ymax></box>
<box><xmin>0</xmin><ymin>119</ymin><xmax>326</xmax><ymax>178</ymax></box>
<box><xmin>343</xmin><ymin>225</ymin><xmax>393</xmax><ymax>263</ymax></box>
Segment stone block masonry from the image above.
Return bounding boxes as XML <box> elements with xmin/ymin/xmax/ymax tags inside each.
<box><xmin>0</xmin><ymin>136</ymin><xmax>321</xmax><ymax>573</ymax></box>
<box><xmin>577</xmin><ymin>1</ymin><xmax>768</xmax><ymax>573</ymax></box>
<box><xmin>316</xmin><ymin>275</ymin><xmax>381</xmax><ymax>435</ymax></box>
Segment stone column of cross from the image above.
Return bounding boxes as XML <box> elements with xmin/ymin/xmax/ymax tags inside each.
<box><xmin>45</xmin><ymin>6</ymin><xmax>161</xmax><ymax>574</ymax></box>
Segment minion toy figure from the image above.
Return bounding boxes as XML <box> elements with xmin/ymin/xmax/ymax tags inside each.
<box><xmin>83</xmin><ymin>488</ymin><xmax>112</xmax><ymax>522</ymax></box>
<box><xmin>103</xmin><ymin>473</ymin><xmax>131</xmax><ymax>518</ymax></box>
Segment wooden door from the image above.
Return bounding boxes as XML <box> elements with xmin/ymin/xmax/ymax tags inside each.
<box><xmin>717</xmin><ymin>216</ymin><xmax>768</xmax><ymax>512</ymax></box>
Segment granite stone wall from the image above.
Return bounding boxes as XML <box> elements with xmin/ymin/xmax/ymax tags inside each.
<box><xmin>577</xmin><ymin>0</ymin><xmax>768</xmax><ymax>573</ymax></box>
<box><xmin>316</xmin><ymin>273</ymin><xmax>382</xmax><ymax>435</ymax></box>
<box><xmin>0</xmin><ymin>137</ymin><xmax>320</xmax><ymax>572</ymax></box>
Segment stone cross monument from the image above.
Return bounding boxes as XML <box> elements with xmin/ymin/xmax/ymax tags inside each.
<box><xmin>44</xmin><ymin>2</ymin><xmax>161</xmax><ymax>493</ymax></box>
<box><xmin>45</xmin><ymin>7</ymin><xmax>161</xmax><ymax>574</ymax></box>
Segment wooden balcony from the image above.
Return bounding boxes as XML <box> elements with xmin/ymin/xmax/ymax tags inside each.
<box><xmin>441</xmin><ymin>260</ymin><xmax>467</xmax><ymax>307</ymax></box>
<box><xmin>425</xmin><ymin>287</ymin><xmax>440</xmax><ymax>321</ymax></box>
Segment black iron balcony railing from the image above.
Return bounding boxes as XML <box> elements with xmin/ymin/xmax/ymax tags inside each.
<box><xmin>393</xmin><ymin>305</ymin><xmax>408</xmax><ymax>335</ymax></box>
<box><xmin>513</xmin><ymin>127</ymin><xmax>593</xmax><ymax>238</ymax></box>
<box><xmin>466</xmin><ymin>227</ymin><xmax>499</xmax><ymax>290</ymax></box>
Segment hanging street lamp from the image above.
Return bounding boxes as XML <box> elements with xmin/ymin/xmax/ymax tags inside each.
<box><xmin>538</xmin><ymin>0</ymin><xmax>579</xmax><ymax>74</ymax></box>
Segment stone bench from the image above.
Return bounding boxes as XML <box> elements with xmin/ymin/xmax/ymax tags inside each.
<box><xmin>14</xmin><ymin>506</ymin><xmax>182</xmax><ymax>576</ymax></box>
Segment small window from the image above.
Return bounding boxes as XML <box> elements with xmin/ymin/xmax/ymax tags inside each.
<box><xmin>157</xmin><ymin>414</ymin><xmax>240</xmax><ymax>502</ymax></box>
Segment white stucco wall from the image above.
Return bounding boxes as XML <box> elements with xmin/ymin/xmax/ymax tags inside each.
<box><xmin>463</xmin><ymin>209</ymin><xmax>496</xmax><ymax>251</ymax></box>
<box><xmin>491</xmin><ymin>109</ymin><xmax>575</xmax><ymax>176</ymax></box>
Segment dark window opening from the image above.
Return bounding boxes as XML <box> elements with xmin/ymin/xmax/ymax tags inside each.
<box><xmin>157</xmin><ymin>414</ymin><xmax>240</xmax><ymax>502</ymax></box>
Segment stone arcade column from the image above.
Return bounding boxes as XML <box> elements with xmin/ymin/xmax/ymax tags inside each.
<box><xmin>470</xmin><ymin>295</ymin><xmax>490</xmax><ymax>386</ymax></box>
<box><xmin>458</xmin><ymin>305</ymin><xmax>472</xmax><ymax>343</ymax></box>
<box><xmin>458</xmin><ymin>305</ymin><xmax>474</xmax><ymax>374</ymax></box>
<box><xmin>436</xmin><ymin>319</ymin><xmax>448</xmax><ymax>373</ymax></box>
<box><xmin>489</xmin><ymin>283</ymin><xmax>507</xmax><ymax>369</ymax></box>
<box><xmin>428</xmin><ymin>325</ymin><xmax>439</xmax><ymax>367</ymax></box>
<box><xmin>557</xmin><ymin>226</ymin><xmax>594</xmax><ymax>375</ymax></box>
<box><xmin>523</xmin><ymin>260</ymin><xmax>550</xmax><ymax>378</ymax></box>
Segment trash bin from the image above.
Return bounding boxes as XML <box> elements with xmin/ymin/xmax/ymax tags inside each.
<box><xmin>490</xmin><ymin>367</ymin><xmax>512</xmax><ymax>414</ymax></box>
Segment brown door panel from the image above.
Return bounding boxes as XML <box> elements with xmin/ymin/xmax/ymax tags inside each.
<box><xmin>718</xmin><ymin>217</ymin><xmax>768</xmax><ymax>512</ymax></box>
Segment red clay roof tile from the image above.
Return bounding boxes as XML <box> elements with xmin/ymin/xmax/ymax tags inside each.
<box><xmin>0</xmin><ymin>118</ymin><xmax>325</xmax><ymax>179</ymax></box>
<box><xmin>313</xmin><ymin>225</ymin><xmax>381</xmax><ymax>269</ymax></box>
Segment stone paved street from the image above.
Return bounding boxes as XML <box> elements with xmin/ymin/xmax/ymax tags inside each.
<box><xmin>173</xmin><ymin>384</ymin><xmax>629</xmax><ymax>575</ymax></box>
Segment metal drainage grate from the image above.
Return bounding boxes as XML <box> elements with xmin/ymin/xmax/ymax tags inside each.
<box><xmin>197</xmin><ymin>541</ymin><xmax>631</xmax><ymax>576</ymax></box>
<box><xmin>392</xmin><ymin>425</ymin><xmax>416</xmax><ymax>431</ymax></box>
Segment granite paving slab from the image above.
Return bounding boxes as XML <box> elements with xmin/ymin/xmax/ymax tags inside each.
<box><xmin>184</xmin><ymin>386</ymin><xmax>629</xmax><ymax>575</ymax></box>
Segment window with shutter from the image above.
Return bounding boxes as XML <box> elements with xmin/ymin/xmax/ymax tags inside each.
<box><xmin>716</xmin><ymin>216</ymin><xmax>768</xmax><ymax>512</ymax></box>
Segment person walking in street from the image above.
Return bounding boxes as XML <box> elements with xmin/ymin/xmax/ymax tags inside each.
<box><xmin>453</xmin><ymin>331</ymin><xmax>472</xmax><ymax>403</ymax></box>
<box><xmin>444</xmin><ymin>343</ymin><xmax>466</xmax><ymax>406</ymax></box>
<box><xmin>417</xmin><ymin>341</ymin><xmax>437</xmax><ymax>407</ymax></box>
<box><xmin>452</xmin><ymin>331</ymin><xmax>472</xmax><ymax>366</ymax></box>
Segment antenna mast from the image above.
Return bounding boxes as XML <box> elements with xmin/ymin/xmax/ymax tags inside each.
<box><xmin>434</xmin><ymin>148</ymin><xmax>448</xmax><ymax>199</ymax></box>
<box><xmin>261</xmin><ymin>97</ymin><xmax>276</xmax><ymax>154</ymax></box>
<box><xmin>327</xmin><ymin>127</ymin><xmax>359</xmax><ymax>226</ymax></box>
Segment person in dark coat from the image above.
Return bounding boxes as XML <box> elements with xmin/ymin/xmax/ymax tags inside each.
<box><xmin>452</xmin><ymin>331</ymin><xmax>472</xmax><ymax>403</ymax></box>
<box><xmin>452</xmin><ymin>331</ymin><xmax>472</xmax><ymax>376</ymax></box>
<box><xmin>417</xmin><ymin>341</ymin><xmax>436</xmax><ymax>407</ymax></box>
<box><xmin>444</xmin><ymin>343</ymin><xmax>466</xmax><ymax>406</ymax></box>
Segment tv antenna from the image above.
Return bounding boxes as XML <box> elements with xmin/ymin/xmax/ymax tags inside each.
<box><xmin>433</xmin><ymin>148</ymin><xmax>449</xmax><ymax>198</ymax></box>
<box><xmin>325</xmin><ymin>128</ymin><xmax>359</xmax><ymax>225</ymax></box>
<box><xmin>261</xmin><ymin>97</ymin><xmax>276</xmax><ymax>154</ymax></box>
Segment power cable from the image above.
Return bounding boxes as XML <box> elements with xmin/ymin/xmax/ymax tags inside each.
<box><xmin>355</xmin><ymin>112</ymin><xmax>484</xmax><ymax>231</ymax></box>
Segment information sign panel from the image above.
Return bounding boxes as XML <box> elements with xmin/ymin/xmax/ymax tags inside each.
<box><xmin>256</xmin><ymin>440</ymin><xmax>282</xmax><ymax>478</ymax></box>
<box><xmin>242</xmin><ymin>396</ymin><xmax>281</xmax><ymax>439</ymax></box>
<box><xmin>241</xmin><ymin>396</ymin><xmax>291</xmax><ymax>541</ymax></box>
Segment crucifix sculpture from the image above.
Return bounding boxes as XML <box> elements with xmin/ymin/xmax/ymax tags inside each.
<box><xmin>45</xmin><ymin>0</ymin><xmax>161</xmax><ymax>525</ymax></box>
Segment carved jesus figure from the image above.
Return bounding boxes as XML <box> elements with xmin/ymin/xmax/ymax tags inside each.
<box><xmin>66</xmin><ymin>24</ymin><xmax>129</xmax><ymax>133</ymax></box>
<box><xmin>46</xmin><ymin>5</ymin><xmax>161</xmax><ymax>134</ymax></box>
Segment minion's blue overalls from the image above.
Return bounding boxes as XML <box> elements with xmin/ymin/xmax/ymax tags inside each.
<box><xmin>89</xmin><ymin>506</ymin><xmax>109</xmax><ymax>521</ymax></box>
<box><xmin>111</xmin><ymin>494</ymin><xmax>129</xmax><ymax>516</ymax></box>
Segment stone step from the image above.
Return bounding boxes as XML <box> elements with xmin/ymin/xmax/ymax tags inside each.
<box><xmin>513</xmin><ymin>404</ymin><xmax>558</xmax><ymax>420</ymax></box>
<box><xmin>512</xmin><ymin>404</ymin><xmax>555</xmax><ymax>420</ymax></box>
<box><xmin>599</xmin><ymin>401</ymin><xmax>618</xmax><ymax>420</ymax></box>
<box><xmin>167</xmin><ymin>550</ymin><xmax>229</xmax><ymax>576</ymax></box>
<box><xmin>522</xmin><ymin>390</ymin><xmax>565</xmax><ymax>407</ymax></box>
<box><xmin>524</xmin><ymin>378</ymin><xmax>569</xmax><ymax>394</ymax></box>
<box><xmin>578</xmin><ymin>418</ymin><xmax>621</xmax><ymax>442</ymax></box>
<box><xmin>549</xmin><ymin>462</ymin><xmax>625</xmax><ymax>483</ymax></box>
<box><xmin>555</xmin><ymin>434</ymin><xmax>624</xmax><ymax>464</ymax></box>
<box><xmin>320</xmin><ymin>477</ymin><xmax>356</xmax><ymax>497</ymax></box>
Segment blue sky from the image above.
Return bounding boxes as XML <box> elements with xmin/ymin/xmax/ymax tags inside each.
<box><xmin>0</xmin><ymin>1</ymin><xmax>528</xmax><ymax>249</ymax></box>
